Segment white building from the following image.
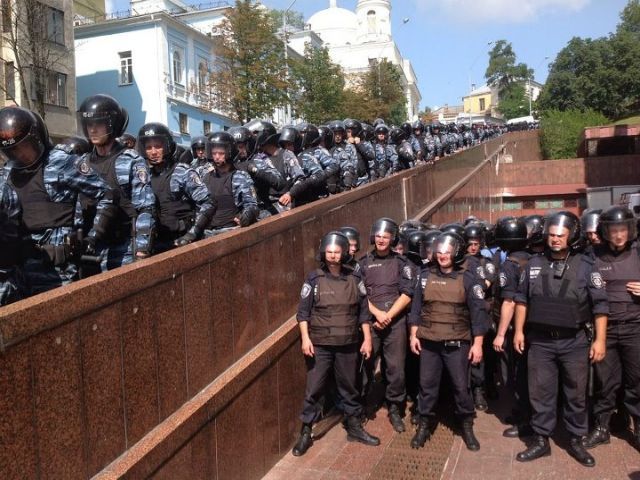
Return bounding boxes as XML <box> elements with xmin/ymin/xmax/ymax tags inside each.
<box><xmin>74</xmin><ymin>0</ymin><xmax>236</xmax><ymax>146</ymax></box>
<box><xmin>301</xmin><ymin>0</ymin><xmax>421</xmax><ymax>121</ymax></box>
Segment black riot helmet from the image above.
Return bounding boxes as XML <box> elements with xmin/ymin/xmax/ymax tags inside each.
<box><xmin>137</xmin><ymin>122</ymin><xmax>176</xmax><ymax>162</ymax></box>
<box><xmin>191</xmin><ymin>135</ymin><xmax>207</xmax><ymax>158</ymax></box>
<box><xmin>389</xmin><ymin>126</ymin><xmax>407</xmax><ymax>145</ymax></box>
<box><xmin>318</xmin><ymin>231</ymin><xmax>351</xmax><ymax>264</ymax></box>
<box><xmin>406</xmin><ymin>229</ymin><xmax>430</xmax><ymax>260</ymax></box>
<box><xmin>370</xmin><ymin>217</ymin><xmax>399</xmax><ymax>246</ymax></box>
<box><xmin>60</xmin><ymin>135</ymin><xmax>91</xmax><ymax>155</ymax></box>
<box><xmin>423</xmin><ymin>229</ymin><xmax>442</xmax><ymax>260</ymax></box>
<box><xmin>372</xmin><ymin>117</ymin><xmax>386</xmax><ymax>127</ymax></box>
<box><xmin>343</xmin><ymin>118</ymin><xmax>362</xmax><ymax>137</ymax></box>
<box><xmin>581</xmin><ymin>209</ymin><xmax>601</xmax><ymax>234</ymax></box>
<box><xmin>328</xmin><ymin>120</ymin><xmax>346</xmax><ymax>134</ymax></box>
<box><xmin>544</xmin><ymin>211</ymin><xmax>581</xmax><ymax>247</ymax></box>
<box><xmin>279</xmin><ymin>126</ymin><xmax>301</xmax><ymax>152</ymax></box>
<box><xmin>0</xmin><ymin>106</ymin><xmax>50</xmax><ymax>169</ymax></box>
<box><xmin>317</xmin><ymin>125</ymin><xmax>335</xmax><ymax>150</ymax></box>
<box><xmin>118</xmin><ymin>132</ymin><xmax>136</xmax><ymax>148</ymax></box>
<box><xmin>463</xmin><ymin>224</ymin><xmax>485</xmax><ymax>245</ymax></box>
<box><xmin>228</xmin><ymin>125</ymin><xmax>254</xmax><ymax>159</ymax></box>
<box><xmin>433</xmin><ymin>232</ymin><xmax>466</xmax><ymax>265</ymax></box>
<box><xmin>339</xmin><ymin>226</ymin><xmax>361</xmax><ymax>252</ymax></box>
<box><xmin>207</xmin><ymin>131</ymin><xmax>237</xmax><ymax>163</ymax></box>
<box><xmin>401</xmin><ymin>122</ymin><xmax>412</xmax><ymax>137</ymax></box>
<box><xmin>250</xmin><ymin>120</ymin><xmax>280</xmax><ymax>149</ymax></box>
<box><xmin>522</xmin><ymin>214</ymin><xmax>545</xmax><ymax>246</ymax></box>
<box><xmin>598</xmin><ymin>205</ymin><xmax>637</xmax><ymax>243</ymax></box>
<box><xmin>361</xmin><ymin>123</ymin><xmax>374</xmax><ymax>142</ymax></box>
<box><xmin>374</xmin><ymin>123</ymin><xmax>389</xmax><ymax>137</ymax></box>
<box><xmin>441</xmin><ymin>223</ymin><xmax>466</xmax><ymax>238</ymax></box>
<box><xmin>400</xmin><ymin>219</ymin><xmax>424</xmax><ymax>235</ymax></box>
<box><xmin>494</xmin><ymin>216</ymin><xmax>528</xmax><ymax>252</ymax></box>
<box><xmin>77</xmin><ymin>94</ymin><xmax>128</xmax><ymax>142</ymax></box>
<box><xmin>412</xmin><ymin>120</ymin><xmax>424</xmax><ymax>134</ymax></box>
<box><xmin>297</xmin><ymin>122</ymin><xmax>320</xmax><ymax>150</ymax></box>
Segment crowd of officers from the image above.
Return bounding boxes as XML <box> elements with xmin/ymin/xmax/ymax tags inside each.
<box><xmin>0</xmin><ymin>93</ymin><xmax>506</xmax><ymax>305</ymax></box>
<box><xmin>293</xmin><ymin>207</ymin><xmax>640</xmax><ymax>470</ymax></box>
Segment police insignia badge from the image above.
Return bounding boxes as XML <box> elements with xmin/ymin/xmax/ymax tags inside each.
<box><xmin>476</xmin><ymin>266</ymin><xmax>486</xmax><ymax>279</ymax></box>
<box><xmin>403</xmin><ymin>265</ymin><xmax>413</xmax><ymax>280</ymax></box>
<box><xmin>137</xmin><ymin>167</ymin><xmax>149</xmax><ymax>184</ymax></box>
<box><xmin>473</xmin><ymin>284</ymin><xmax>485</xmax><ymax>299</ymax></box>
<box><xmin>499</xmin><ymin>272</ymin><xmax>507</xmax><ymax>288</ymax></box>
<box><xmin>300</xmin><ymin>283</ymin><xmax>312</xmax><ymax>299</ymax></box>
<box><xmin>485</xmin><ymin>263</ymin><xmax>495</xmax><ymax>275</ymax></box>
<box><xmin>590</xmin><ymin>272</ymin><xmax>604</xmax><ymax>289</ymax></box>
<box><xmin>190</xmin><ymin>171</ymin><xmax>203</xmax><ymax>186</ymax></box>
<box><xmin>77</xmin><ymin>159</ymin><xmax>91</xmax><ymax>175</ymax></box>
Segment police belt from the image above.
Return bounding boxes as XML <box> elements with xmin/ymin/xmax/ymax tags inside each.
<box><xmin>529</xmin><ymin>324</ymin><xmax>584</xmax><ymax>339</ymax></box>
<box><xmin>308</xmin><ymin>325</ymin><xmax>360</xmax><ymax>345</ymax></box>
<box><xmin>421</xmin><ymin>338</ymin><xmax>470</xmax><ymax>348</ymax></box>
<box><xmin>608</xmin><ymin>302</ymin><xmax>640</xmax><ymax>318</ymax></box>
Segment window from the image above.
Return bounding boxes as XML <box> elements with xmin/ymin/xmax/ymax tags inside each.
<box><xmin>502</xmin><ymin>200</ymin><xmax>522</xmax><ymax>211</ymax></box>
<box><xmin>535</xmin><ymin>199</ymin><xmax>564</xmax><ymax>209</ymax></box>
<box><xmin>4</xmin><ymin>61</ymin><xmax>14</xmax><ymax>99</ymax></box>
<box><xmin>1</xmin><ymin>0</ymin><xmax>11</xmax><ymax>33</ymax></box>
<box><xmin>47</xmin><ymin>7</ymin><xmax>65</xmax><ymax>45</ymax></box>
<box><xmin>172</xmin><ymin>48</ymin><xmax>184</xmax><ymax>85</ymax></box>
<box><xmin>46</xmin><ymin>71</ymin><xmax>66</xmax><ymax>106</ymax></box>
<box><xmin>119</xmin><ymin>51</ymin><xmax>133</xmax><ymax>85</ymax></box>
<box><xmin>198</xmin><ymin>61</ymin><xmax>208</xmax><ymax>92</ymax></box>
<box><xmin>367</xmin><ymin>10</ymin><xmax>376</xmax><ymax>34</ymax></box>
<box><xmin>479</xmin><ymin>98</ymin><xmax>486</xmax><ymax>111</ymax></box>
<box><xmin>179</xmin><ymin>113</ymin><xmax>188</xmax><ymax>134</ymax></box>
<box><xmin>203</xmin><ymin>120</ymin><xmax>211</xmax><ymax>134</ymax></box>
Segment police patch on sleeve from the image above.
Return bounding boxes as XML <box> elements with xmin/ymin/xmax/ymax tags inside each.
<box><xmin>76</xmin><ymin>159</ymin><xmax>91</xmax><ymax>176</ymax></box>
<box><xmin>421</xmin><ymin>277</ymin><xmax>428</xmax><ymax>289</ymax></box>
<box><xmin>300</xmin><ymin>283</ymin><xmax>312</xmax><ymax>299</ymax></box>
<box><xmin>499</xmin><ymin>272</ymin><xmax>507</xmax><ymax>288</ymax></box>
<box><xmin>136</xmin><ymin>167</ymin><xmax>149</xmax><ymax>184</ymax></box>
<box><xmin>190</xmin><ymin>171</ymin><xmax>203</xmax><ymax>186</ymax></box>
<box><xmin>485</xmin><ymin>263</ymin><xmax>495</xmax><ymax>275</ymax></box>
<box><xmin>403</xmin><ymin>265</ymin><xmax>413</xmax><ymax>280</ymax></box>
<box><xmin>473</xmin><ymin>284</ymin><xmax>485</xmax><ymax>299</ymax></box>
<box><xmin>476</xmin><ymin>266</ymin><xmax>486</xmax><ymax>279</ymax></box>
<box><xmin>358</xmin><ymin>281</ymin><xmax>367</xmax><ymax>296</ymax></box>
<box><xmin>590</xmin><ymin>272</ymin><xmax>604</xmax><ymax>289</ymax></box>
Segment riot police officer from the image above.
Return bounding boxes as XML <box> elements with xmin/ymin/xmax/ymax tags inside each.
<box><xmin>344</xmin><ymin>119</ymin><xmax>375</xmax><ymax>186</ymax></box>
<box><xmin>339</xmin><ymin>226</ymin><xmax>361</xmax><ymax>272</ymax></box>
<box><xmin>513</xmin><ymin>211</ymin><xmax>608</xmax><ymax>466</ymax></box>
<box><xmin>408</xmin><ymin>232</ymin><xmax>488</xmax><ymax>451</ymax></box>
<box><xmin>581</xmin><ymin>209</ymin><xmax>602</xmax><ymax>247</ymax></box>
<box><xmin>201</xmin><ymin>132</ymin><xmax>259</xmax><ymax>236</ymax></box>
<box><xmin>293</xmin><ymin>231</ymin><xmax>380</xmax><ymax>456</ymax></box>
<box><xmin>294</xmin><ymin>123</ymin><xmax>332</xmax><ymax>206</ymax></box>
<box><xmin>522</xmin><ymin>214</ymin><xmax>545</xmax><ymax>255</ymax></box>
<box><xmin>60</xmin><ymin>135</ymin><xmax>91</xmax><ymax>156</ymax></box>
<box><xmin>360</xmin><ymin>217</ymin><xmax>414</xmax><ymax>432</ymax></box>
<box><xmin>328</xmin><ymin>120</ymin><xmax>356</xmax><ymax>191</ymax></box>
<box><xmin>189</xmin><ymin>135</ymin><xmax>208</xmax><ymax>177</ymax></box>
<box><xmin>77</xmin><ymin>94</ymin><xmax>155</xmax><ymax>270</ymax></box>
<box><xmin>410</xmin><ymin>120</ymin><xmax>426</xmax><ymax>163</ymax></box>
<box><xmin>584</xmin><ymin>206</ymin><xmax>640</xmax><ymax>451</ymax></box>
<box><xmin>389</xmin><ymin>127</ymin><xmax>415</xmax><ymax>171</ymax></box>
<box><xmin>0</xmin><ymin>106</ymin><xmax>113</xmax><ymax>294</ymax></box>
<box><xmin>373</xmin><ymin>124</ymin><xmax>398</xmax><ymax>177</ymax></box>
<box><xmin>0</xmin><ymin>178</ymin><xmax>29</xmax><ymax>304</ymax></box>
<box><xmin>317</xmin><ymin>125</ymin><xmax>340</xmax><ymax>194</ymax></box>
<box><xmin>137</xmin><ymin>123</ymin><xmax>214</xmax><ymax>252</ymax></box>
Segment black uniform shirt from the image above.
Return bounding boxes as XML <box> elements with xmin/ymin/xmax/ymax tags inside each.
<box><xmin>499</xmin><ymin>251</ymin><xmax>531</xmax><ymax>300</ymax></box>
<box><xmin>407</xmin><ymin>266</ymin><xmax>490</xmax><ymax>337</ymax></box>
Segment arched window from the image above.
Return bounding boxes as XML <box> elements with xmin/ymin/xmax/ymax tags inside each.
<box><xmin>173</xmin><ymin>49</ymin><xmax>183</xmax><ymax>85</ymax></box>
<box><xmin>367</xmin><ymin>10</ymin><xmax>376</xmax><ymax>34</ymax></box>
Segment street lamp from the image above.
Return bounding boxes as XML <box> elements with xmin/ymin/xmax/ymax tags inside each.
<box><xmin>282</xmin><ymin>0</ymin><xmax>298</xmax><ymax>125</ymax></box>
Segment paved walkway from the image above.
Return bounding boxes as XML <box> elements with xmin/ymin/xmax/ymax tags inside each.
<box><xmin>264</xmin><ymin>392</ymin><xmax>640</xmax><ymax>480</ymax></box>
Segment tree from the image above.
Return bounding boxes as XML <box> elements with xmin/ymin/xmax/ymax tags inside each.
<box><xmin>485</xmin><ymin>40</ymin><xmax>532</xmax><ymax>92</ymax></box>
<box><xmin>289</xmin><ymin>44</ymin><xmax>345</xmax><ymax>124</ymax></box>
<box><xmin>0</xmin><ymin>0</ymin><xmax>71</xmax><ymax>118</ymax></box>
<box><xmin>210</xmin><ymin>0</ymin><xmax>289</xmax><ymax>123</ymax></box>
<box><xmin>496</xmin><ymin>83</ymin><xmax>529</xmax><ymax>120</ymax></box>
<box><xmin>539</xmin><ymin>109</ymin><xmax>609</xmax><ymax>159</ymax></box>
<box><xmin>619</xmin><ymin>0</ymin><xmax>640</xmax><ymax>36</ymax></box>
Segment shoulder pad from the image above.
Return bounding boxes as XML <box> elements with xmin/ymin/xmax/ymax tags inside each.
<box><xmin>53</xmin><ymin>143</ymin><xmax>73</xmax><ymax>154</ymax></box>
<box><xmin>578</xmin><ymin>252</ymin><xmax>595</xmax><ymax>265</ymax></box>
<box><xmin>120</xmin><ymin>147</ymin><xmax>141</xmax><ymax>159</ymax></box>
<box><xmin>307</xmin><ymin>269</ymin><xmax>323</xmax><ymax>281</ymax></box>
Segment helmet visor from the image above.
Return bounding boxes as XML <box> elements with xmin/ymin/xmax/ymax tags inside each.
<box><xmin>434</xmin><ymin>234</ymin><xmax>459</xmax><ymax>255</ymax></box>
<box><xmin>0</xmin><ymin>131</ymin><xmax>43</xmax><ymax>169</ymax></box>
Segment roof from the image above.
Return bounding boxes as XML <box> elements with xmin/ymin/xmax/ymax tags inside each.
<box><xmin>307</xmin><ymin>3</ymin><xmax>357</xmax><ymax>46</ymax></box>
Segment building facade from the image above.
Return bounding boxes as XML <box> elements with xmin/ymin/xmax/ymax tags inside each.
<box><xmin>75</xmin><ymin>1</ymin><xmax>236</xmax><ymax>146</ymax></box>
<box><xmin>1</xmin><ymin>0</ymin><xmax>77</xmax><ymax>142</ymax></box>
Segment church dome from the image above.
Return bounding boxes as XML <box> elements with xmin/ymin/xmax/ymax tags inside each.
<box><xmin>308</xmin><ymin>1</ymin><xmax>358</xmax><ymax>46</ymax></box>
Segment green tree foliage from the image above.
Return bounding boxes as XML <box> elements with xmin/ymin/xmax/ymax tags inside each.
<box><xmin>210</xmin><ymin>0</ymin><xmax>289</xmax><ymax>123</ymax></box>
<box><xmin>496</xmin><ymin>83</ymin><xmax>529</xmax><ymax>120</ymax></box>
<box><xmin>539</xmin><ymin>109</ymin><xmax>609</xmax><ymax>159</ymax></box>
<box><xmin>342</xmin><ymin>60</ymin><xmax>406</xmax><ymax>124</ymax></box>
<box><xmin>289</xmin><ymin>44</ymin><xmax>346</xmax><ymax>124</ymax></box>
<box><xmin>485</xmin><ymin>40</ymin><xmax>533</xmax><ymax>92</ymax></box>
<box><xmin>538</xmin><ymin>1</ymin><xmax>640</xmax><ymax>119</ymax></box>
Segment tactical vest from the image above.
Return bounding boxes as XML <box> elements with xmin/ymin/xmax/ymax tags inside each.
<box><xmin>363</xmin><ymin>253</ymin><xmax>401</xmax><ymax>310</ymax></box>
<box><xmin>150</xmin><ymin>163</ymin><xmax>194</xmax><ymax>236</ymax></box>
<box><xmin>527</xmin><ymin>254</ymin><xmax>592</xmax><ymax>330</ymax></box>
<box><xmin>417</xmin><ymin>268</ymin><xmax>471</xmax><ymax>342</ymax></box>
<box><xmin>205</xmin><ymin>170</ymin><xmax>239</xmax><ymax>229</ymax></box>
<box><xmin>10</xmin><ymin>162</ymin><xmax>75</xmax><ymax>233</ymax></box>
<box><xmin>269</xmin><ymin>149</ymin><xmax>289</xmax><ymax>197</ymax></box>
<box><xmin>308</xmin><ymin>269</ymin><xmax>360</xmax><ymax>346</ymax></box>
<box><xmin>595</xmin><ymin>245</ymin><xmax>640</xmax><ymax>322</ymax></box>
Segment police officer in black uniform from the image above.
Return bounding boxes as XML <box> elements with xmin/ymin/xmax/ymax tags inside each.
<box><xmin>360</xmin><ymin>217</ymin><xmax>414</xmax><ymax>432</ymax></box>
<box><xmin>339</xmin><ymin>226</ymin><xmax>361</xmax><ymax>272</ymax></box>
<box><xmin>513</xmin><ymin>211</ymin><xmax>608</xmax><ymax>466</ymax></box>
<box><xmin>408</xmin><ymin>232</ymin><xmax>488</xmax><ymax>451</ymax></box>
<box><xmin>584</xmin><ymin>206</ymin><xmax>640</xmax><ymax>451</ymax></box>
<box><xmin>292</xmin><ymin>231</ymin><xmax>380</xmax><ymax>456</ymax></box>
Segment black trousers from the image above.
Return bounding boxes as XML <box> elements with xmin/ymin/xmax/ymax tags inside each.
<box><xmin>593</xmin><ymin>321</ymin><xmax>640</xmax><ymax>419</ymax></box>
<box><xmin>364</xmin><ymin>317</ymin><xmax>407</xmax><ymax>405</ymax></box>
<box><xmin>417</xmin><ymin>339</ymin><xmax>475</xmax><ymax>418</ymax></box>
<box><xmin>470</xmin><ymin>327</ymin><xmax>497</xmax><ymax>390</ymax></box>
<box><xmin>528</xmin><ymin>329</ymin><xmax>589</xmax><ymax>437</ymax></box>
<box><xmin>301</xmin><ymin>343</ymin><xmax>363</xmax><ymax>424</ymax></box>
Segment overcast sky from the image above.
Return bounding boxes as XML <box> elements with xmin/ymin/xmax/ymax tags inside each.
<box><xmin>106</xmin><ymin>0</ymin><xmax>630</xmax><ymax>110</ymax></box>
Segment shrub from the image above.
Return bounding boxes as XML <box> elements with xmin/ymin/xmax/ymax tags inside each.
<box><xmin>539</xmin><ymin>109</ymin><xmax>609</xmax><ymax>159</ymax></box>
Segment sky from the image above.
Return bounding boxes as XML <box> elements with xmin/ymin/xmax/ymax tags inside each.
<box><xmin>106</xmin><ymin>0</ymin><xmax>631</xmax><ymax>110</ymax></box>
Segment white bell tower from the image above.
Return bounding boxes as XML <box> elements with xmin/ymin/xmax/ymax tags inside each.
<box><xmin>355</xmin><ymin>0</ymin><xmax>392</xmax><ymax>43</ymax></box>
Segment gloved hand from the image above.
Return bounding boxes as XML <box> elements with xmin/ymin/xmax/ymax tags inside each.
<box><xmin>174</xmin><ymin>232</ymin><xmax>197</xmax><ymax>247</ymax></box>
<box><xmin>246</xmin><ymin>160</ymin><xmax>258</xmax><ymax>174</ymax></box>
<box><xmin>83</xmin><ymin>236</ymin><xmax>97</xmax><ymax>257</ymax></box>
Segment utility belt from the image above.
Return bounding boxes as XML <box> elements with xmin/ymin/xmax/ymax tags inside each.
<box><xmin>529</xmin><ymin>324</ymin><xmax>586</xmax><ymax>340</ymax></box>
<box><xmin>422</xmin><ymin>338</ymin><xmax>470</xmax><ymax>349</ymax></box>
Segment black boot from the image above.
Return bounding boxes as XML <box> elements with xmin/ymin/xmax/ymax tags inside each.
<box><xmin>632</xmin><ymin>417</ymin><xmax>640</xmax><ymax>452</ymax></box>
<box><xmin>568</xmin><ymin>436</ymin><xmax>595</xmax><ymax>467</ymax></box>
<box><xmin>388</xmin><ymin>404</ymin><xmax>405</xmax><ymax>433</ymax></box>
<box><xmin>292</xmin><ymin>424</ymin><xmax>313</xmax><ymax>456</ymax></box>
<box><xmin>583</xmin><ymin>412</ymin><xmax>611</xmax><ymax>449</ymax></box>
<box><xmin>461</xmin><ymin>417</ymin><xmax>480</xmax><ymax>451</ymax></box>
<box><xmin>473</xmin><ymin>387</ymin><xmax>488</xmax><ymax>411</ymax></box>
<box><xmin>503</xmin><ymin>423</ymin><xmax>534</xmax><ymax>438</ymax></box>
<box><xmin>516</xmin><ymin>435</ymin><xmax>551</xmax><ymax>462</ymax></box>
<box><xmin>345</xmin><ymin>415</ymin><xmax>380</xmax><ymax>446</ymax></box>
<box><xmin>411</xmin><ymin>416</ymin><xmax>432</xmax><ymax>449</ymax></box>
